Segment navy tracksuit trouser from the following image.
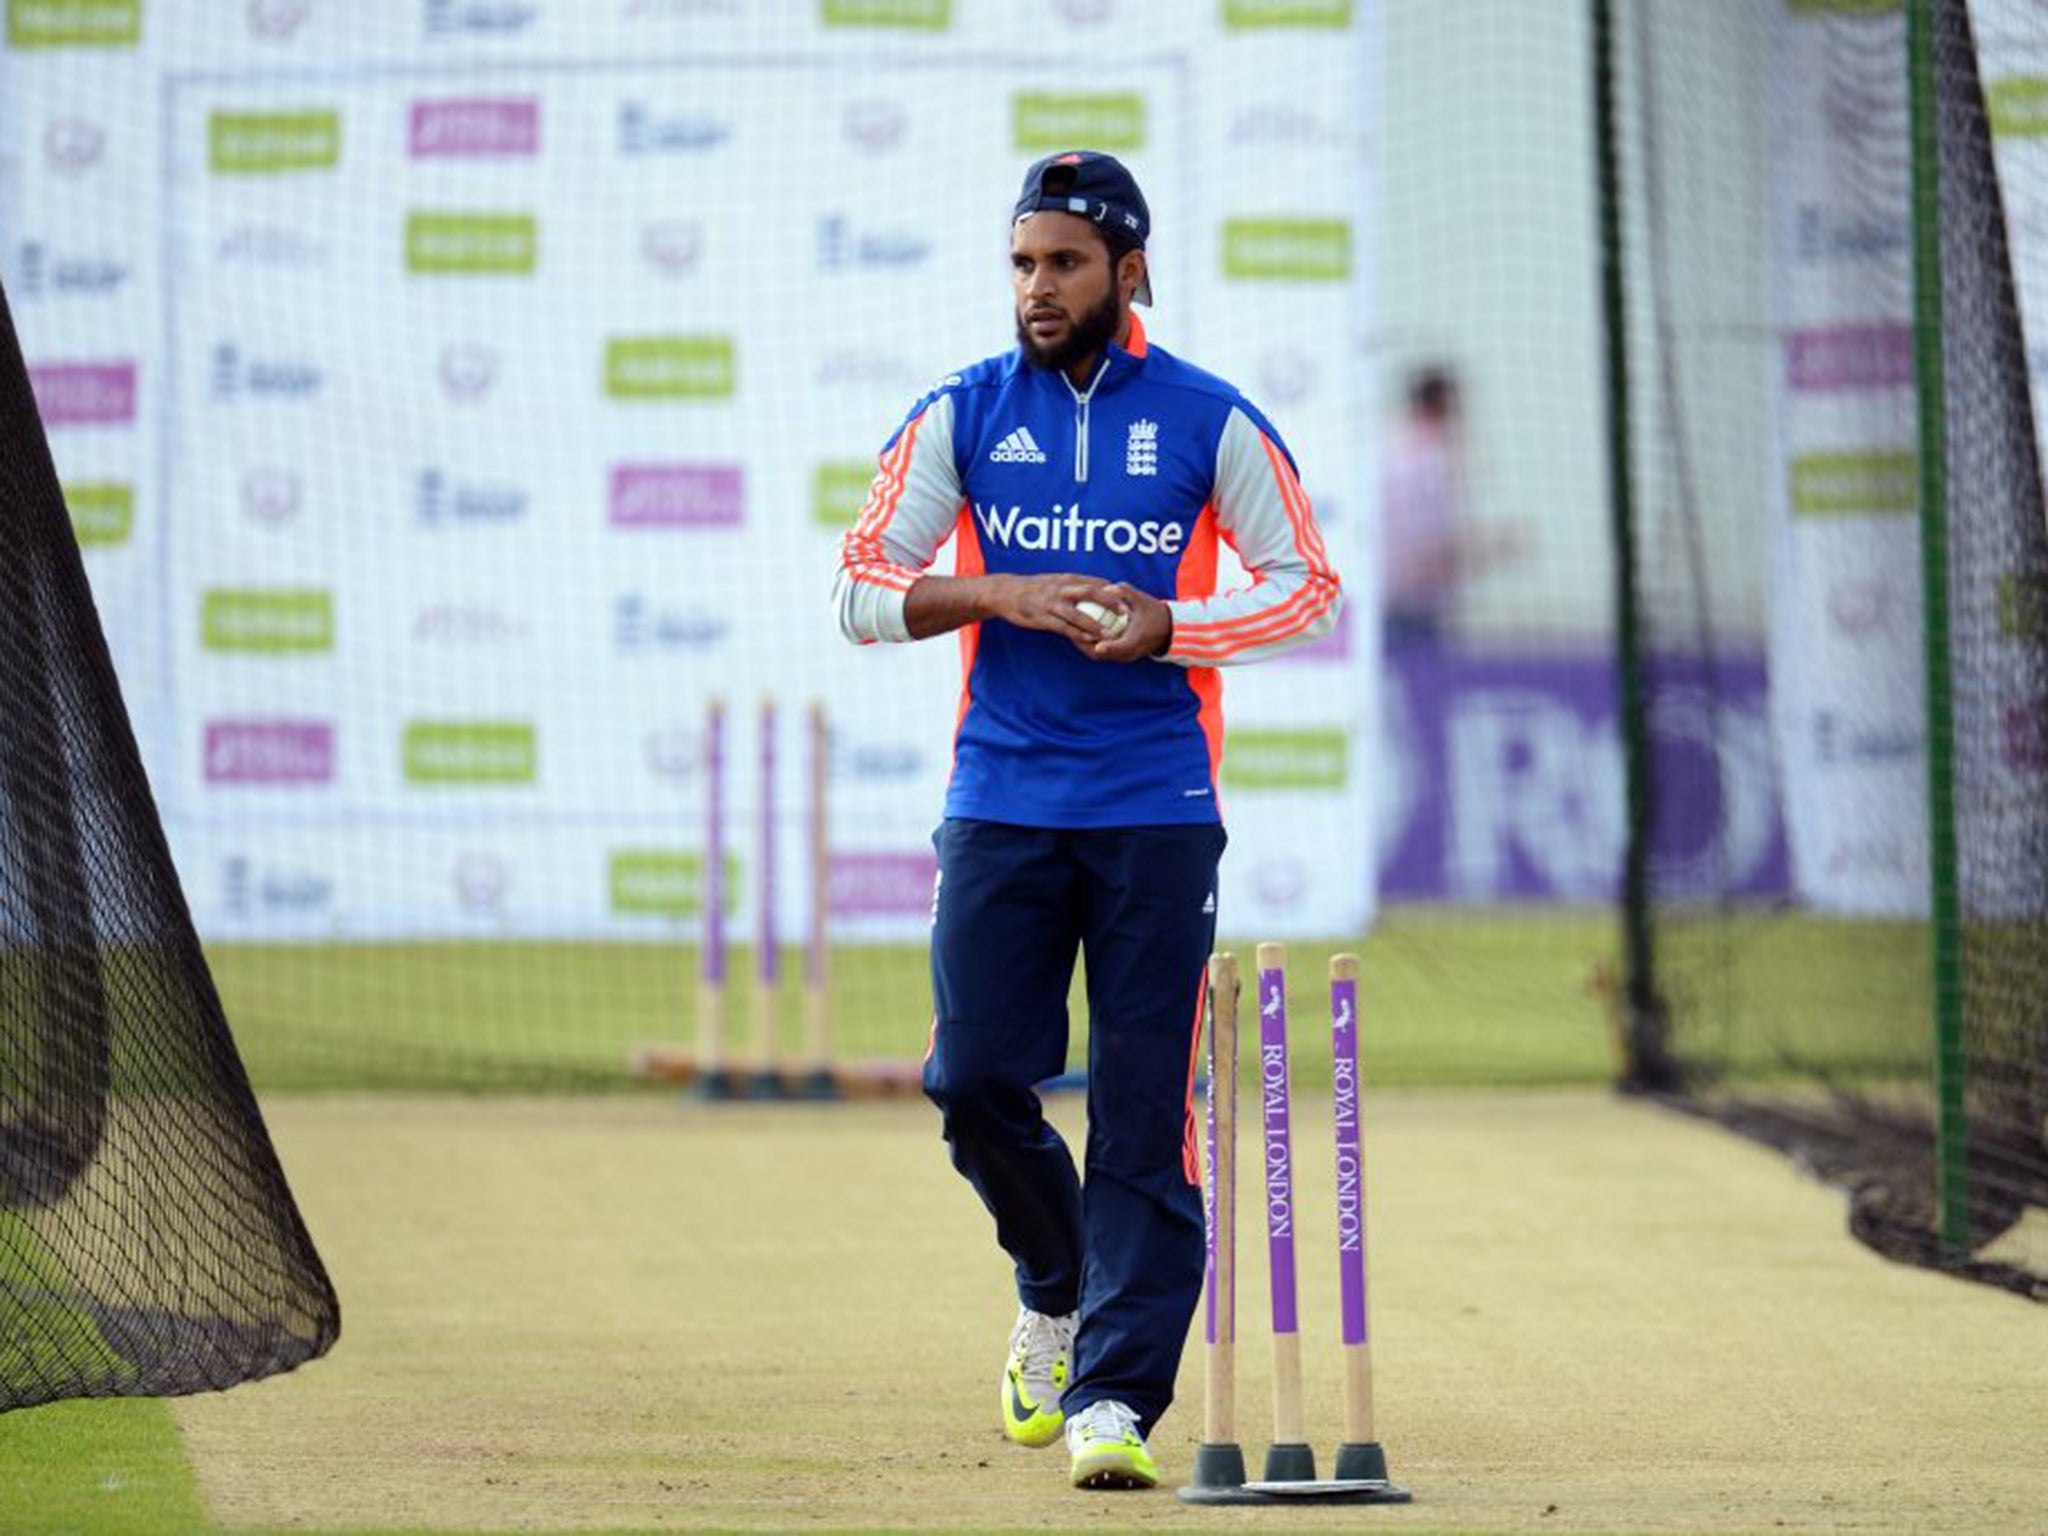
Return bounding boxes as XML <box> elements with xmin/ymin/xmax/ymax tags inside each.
<box><xmin>921</xmin><ymin>817</ymin><xmax>1225</xmax><ymax>1437</ymax></box>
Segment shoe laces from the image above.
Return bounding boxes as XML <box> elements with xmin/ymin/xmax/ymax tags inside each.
<box><xmin>1010</xmin><ymin>1307</ymin><xmax>1076</xmax><ymax>1386</ymax></box>
<box><xmin>1072</xmin><ymin>1398</ymin><xmax>1142</xmax><ymax>1445</ymax></box>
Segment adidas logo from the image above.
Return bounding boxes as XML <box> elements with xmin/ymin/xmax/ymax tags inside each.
<box><xmin>1202</xmin><ymin>891</ymin><xmax>1216</xmax><ymax>915</ymax></box>
<box><xmin>990</xmin><ymin>426</ymin><xmax>1048</xmax><ymax>464</ymax></box>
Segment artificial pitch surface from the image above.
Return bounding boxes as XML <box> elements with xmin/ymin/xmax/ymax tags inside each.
<box><xmin>7</xmin><ymin>1087</ymin><xmax>2044</xmax><ymax>1536</ymax></box>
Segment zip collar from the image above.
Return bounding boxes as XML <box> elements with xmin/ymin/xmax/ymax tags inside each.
<box><xmin>1058</xmin><ymin>314</ymin><xmax>1146</xmax><ymax>484</ymax></box>
<box><xmin>1075</xmin><ymin>309</ymin><xmax>1149</xmax><ymax>399</ymax></box>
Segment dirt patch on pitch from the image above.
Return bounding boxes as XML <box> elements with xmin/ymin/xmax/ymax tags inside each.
<box><xmin>175</xmin><ymin>1093</ymin><xmax>2048</xmax><ymax>1533</ymax></box>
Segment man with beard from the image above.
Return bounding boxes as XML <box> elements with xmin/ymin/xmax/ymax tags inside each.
<box><xmin>833</xmin><ymin>151</ymin><xmax>1340</xmax><ymax>1492</ymax></box>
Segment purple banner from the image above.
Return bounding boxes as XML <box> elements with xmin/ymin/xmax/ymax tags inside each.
<box><xmin>1257</xmin><ymin>964</ymin><xmax>1298</xmax><ymax>1338</ymax></box>
<box><xmin>1380</xmin><ymin>645</ymin><xmax>1790</xmax><ymax>902</ymax></box>
<box><xmin>1330</xmin><ymin>975</ymin><xmax>1367</xmax><ymax>1347</ymax></box>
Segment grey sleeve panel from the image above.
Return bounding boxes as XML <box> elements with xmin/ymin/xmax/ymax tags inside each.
<box><xmin>832</xmin><ymin>392</ymin><xmax>962</xmax><ymax>645</ymax></box>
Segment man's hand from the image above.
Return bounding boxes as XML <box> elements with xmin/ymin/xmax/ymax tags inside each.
<box><xmin>1080</xmin><ymin>583</ymin><xmax>1171</xmax><ymax>663</ymax></box>
<box><xmin>976</xmin><ymin>573</ymin><xmax>1129</xmax><ymax>647</ymax></box>
<box><xmin>903</xmin><ymin>573</ymin><xmax>1171</xmax><ymax>661</ymax></box>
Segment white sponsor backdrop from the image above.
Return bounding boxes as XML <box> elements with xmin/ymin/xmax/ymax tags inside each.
<box><xmin>1770</xmin><ymin>2</ymin><xmax>1929</xmax><ymax>916</ymax></box>
<box><xmin>1769</xmin><ymin>0</ymin><xmax>2048</xmax><ymax>918</ymax></box>
<box><xmin>3</xmin><ymin>0</ymin><xmax>1379</xmax><ymax>942</ymax></box>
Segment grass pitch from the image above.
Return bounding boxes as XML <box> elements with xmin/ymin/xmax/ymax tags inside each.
<box><xmin>1</xmin><ymin>910</ymin><xmax>1990</xmax><ymax>1534</ymax></box>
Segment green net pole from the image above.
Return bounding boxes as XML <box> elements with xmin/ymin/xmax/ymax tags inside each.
<box><xmin>1906</xmin><ymin>0</ymin><xmax>1970</xmax><ymax>1259</ymax></box>
<box><xmin>1592</xmin><ymin>0</ymin><xmax>1670</xmax><ymax>1091</ymax></box>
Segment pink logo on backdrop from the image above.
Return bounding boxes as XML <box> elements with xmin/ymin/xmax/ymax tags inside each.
<box><xmin>248</xmin><ymin>0</ymin><xmax>313</xmax><ymax>38</ymax></box>
<box><xmin>438</xmin><ymin>343</ymin><xmax>499</xmax><ymax>402</ymax></box>
<box><xmin>1787</xmin><ymin>324</ymin><xmax>1914</xmax><ymax>392</ymax></box>
<box><xmin>242</xmin><ymin>467</ymin><xmax>303</xmax><ymax>525</ymax></box>
<box><xmin>204</xmin><ymin>721</ymin><xmax>335</xmax><ymax>785</ymax></box>
<box><xmin>30</xmin><ymin>363</ymin><xmax>136</xmax><ymax>426</ymax></box>
<box><xmin>410</xmin><ymin>98</ymin><xmax>540</xmax><ymax>158</ymax></box>
<box><xmin>609</xmin><ymin>465</ymin><xmax>745</xmax><ymax>528</ymax></box>
<box><xmin>44</xmin><ymin>119</ymin><xmax>105</xmax><ymax>175</ymax></box>
<box><xmin>830</xmin><ymin>852</ymin><xmax>939</xmax><ymax>917</ymax></box>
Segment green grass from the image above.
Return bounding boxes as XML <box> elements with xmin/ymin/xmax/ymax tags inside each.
<box><xmin>201</xmin><ymin>908</ymin><xmax>1933</xmax><ymax>1094</ymax></box>
<box><xmin>0</xmin><ymin>1399</ymin><xmax>208</xmax><ymax>1536</ymax></box>
<box><xmin>0</xmin><ymin>1213</ymin><xmax>140</xmax><ymax>1395</ymax></box>
<box><xmin>197</xmin><ymin>912</ymin><xmax>1629</xmax><ymax>1092</ymax></box>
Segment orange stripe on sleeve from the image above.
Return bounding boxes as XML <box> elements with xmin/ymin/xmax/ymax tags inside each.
<box><xmin>1174</xmin><ymin>580</ymin><xmax>1339</xmax><ymax>660</ymax></box>
<box><xmin>948</xmin><ymin>500</ymin><xmax>982</xmax><ymax>770</ymax></box>
<box><xmin>1174</xmin><ymin>504</ymin><xmax>1228</xmax><ymax>790</ymax></box>
<box><xmin>1259</xmin><ymin>430</ymin><xmax>1330</xmax><ymax>569</ymax></box>
<box><xmin>850</xmin><ymin>417</ymin><xmax>921</xmax><ymax>542</ymax></box>
<box><xmin>1170</xmin><ymin>428</ymin><xmax>1340</xmax><ymax>661</ymax></box>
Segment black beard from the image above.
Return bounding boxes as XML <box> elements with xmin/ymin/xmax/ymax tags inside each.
<box><xmin>1016</xmin><ymin>285</ymin><xmax>1123</xmax><ymax>375</ymax></box>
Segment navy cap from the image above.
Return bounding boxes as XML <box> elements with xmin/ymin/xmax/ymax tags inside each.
<box><xmin>1012</xmin><ymin>149</ymin><xmax>1153</xmax><ymax>306</ymax></box>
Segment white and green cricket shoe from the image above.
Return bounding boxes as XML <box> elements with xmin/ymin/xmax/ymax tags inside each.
<box><xmin>1065</xmin><ymin>1399</ymin><xmax>1159</xmax><ymax>1490</ymax></box>
<box><xmin>1000</xmin><ymin>1305</ymin><xmax>1076</xmax><ymax>1448</ymax></box>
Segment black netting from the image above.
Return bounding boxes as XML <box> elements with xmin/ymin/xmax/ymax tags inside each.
<box><xmin>1619</xmin><ymin>0</ymin><xmax>2048</xmax><ymax>1300</ymax></box>
<box><xmin>0</xmin><ymin>276</ymin><xmax>339</xmax><ymax>1411</ymax></box>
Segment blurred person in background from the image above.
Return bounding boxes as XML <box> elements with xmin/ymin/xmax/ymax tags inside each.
<box><xmin>832</xmin><ymin>150</ymin><xmax>1339</xmax><ymax>1493</ymax></box>
<box><xmin>1380</xmin><ymin>365</ymin><xmax>1522</xmax><ymax>649</ymax></box>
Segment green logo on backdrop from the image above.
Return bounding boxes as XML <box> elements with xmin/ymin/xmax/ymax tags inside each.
<box><xmin>406</xmin><ymin>211</ymin><xmax>539</xmax><ymax>275</ymax></box>
<box><xmin>609</xmin><ymin>850</ymin><xmax>740</xmax><ymax>917</ymax></box>
<box><xmin>7</xmin><ymin>0</ymin><xmax>140</xmax><ymax>46</ymax></box>
<box><xmin>403</xmin><ymin>722</ymin><xmax>537</xmax><ymax>785</ymax></box>
<box><xmin>1790</xmin><ymin>451</ymin><xmax>1917</xmax><ymax>516</ymax></box>
<box><xmin>1223</xmin><ymin>0</ymin><xmax>1352</xmax><ymax>27</ymax></box>
<box><xmin>821</xmin><ymin>0</ymin><xmax>948</xmax><ymax>27</ymax></box>
<box><xmin>202</xmin><ymin>589</ymin><xmax>334</xmax><ymax>653</ymax></box>
<box><xmin>1988</xmin><ymin>78</ymin><xmax>2048</xmax><ymax>138</ymax></box>
<box><xmin>66</xmin><ymin>482</ymin><xmax>133</xmax><ymax>547</ymax></box>
<box><xmin>1222</xmin><ymin>729</ymin><xmax>1348</xmax><ymax>790</ymax></box>
<box><xmin>1013</xmin><ymin>94</ymin><xmax>1146</xmax><ymax>152</ymax></box>
<box><xmin>604</xmin><ymin>337</ymin><xmax>737</xmax><ymax>399</ymax></box>
<box><xmin>1787</xmin><ymin>0</ymin><xmax>1899</xmax><ymax>15</ymax></box>
<box><xmin>813</xmin><ymin>462</ymin><xmax>877</xmax><ymax>529</ymax></box>
<box><xmin>1998</xmin><ymin>575</ymin><xmax>2048</xmax><ymax>642</ymax></box>
<box><xmin>209</xmin><ymin>109</ymin><xmax>342</xmax><ymax>174</ymax></box>
<box><xmin>1222</xmin><ymin>219</ymin><xmax>1351</xmax><ymax>281</ymax></box>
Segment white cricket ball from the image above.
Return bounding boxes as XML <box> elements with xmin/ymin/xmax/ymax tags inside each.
<box><xmin>1077</xmin><ymin>599</ymin><xmax>1130</xmax><ymax>639</ymax></box>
